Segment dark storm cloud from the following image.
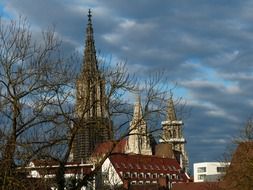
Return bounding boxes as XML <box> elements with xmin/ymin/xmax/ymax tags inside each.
<box><xmin>2</xmin><ymin>0</ymin><xmax>253</xmax><ymax>168</ymax></box>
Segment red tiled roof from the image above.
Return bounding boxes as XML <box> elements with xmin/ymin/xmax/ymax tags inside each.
<box><xmin>92</xmin><ymin>139</ymin><xmax>127</xmax><ymax>156</ymax></box>
<box><xmin>171</xmin><ymin>182</ymin><xmax>221</xmax><ymax>190</ymax></box>
<box><xmin>109</xmin><ymin>153</ymin><xmax>188</xmax><ymax>182</ymax></box>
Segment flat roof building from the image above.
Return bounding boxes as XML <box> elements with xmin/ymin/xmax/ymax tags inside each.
<box><xmin>193</xmin><ymin>162</ymin><xmax>229</xmax><ymax>182</ymax></box>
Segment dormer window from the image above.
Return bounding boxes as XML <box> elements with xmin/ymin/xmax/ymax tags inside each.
<box><xmin>129</xmin><ymin>163</ymin><xmax>134</xmax><ymax>169</ymax></box>
<box><xmin>155</xmin><ymin>164</ymin><xmax>160</xmax><ymax>170</ymax></box>
<box><xmin>136</xmin><ymin>163</ymin><xmax>141</xmax><ymax>169</ymax></box>
<box><xmin>115</xmin><ymin>163</ymin><xmax>120</xmax><ymax>168</ymax></box>
<box><xmin>167</xmin><ymin>166</ymin><xmax>172</xmax><ymax>171</ymax></box>
<box><xmin>122</xmin><ymin>163</ymin><xmax>127</xmax><ymax>169</ymax></box>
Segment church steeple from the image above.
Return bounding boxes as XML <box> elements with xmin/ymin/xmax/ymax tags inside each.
<box><xmin>133</xmin><ymin>95</ymin><xmax>142</xmax><ymax>121</ymax></box>
<box><xmin>167</xmin><ymin>96</ymin><xmax>177</xmax><ymax>121</ymax></box>
<box><xmin>126</xmin><ymin>95</ymin><xmax>152</xmax><ymax>155</ymax></box>
<box><xmin>160</xmin><ymin>96</ymin><xmax>189</xmax><ymax>172</ymax></box>
<box><xmin>73</xmin><ymin>10</ymin><xmax>112</xmax><ymax>162</ymax></box>
<box><xmin>76</xmin><ymin>9</ymin><xmax>106</xmax><ymax>119</ymax></box>
<box><xmin>82</xmin><ymin>9</ymin><xmax>98</xmax><ymax>75</ymax></box>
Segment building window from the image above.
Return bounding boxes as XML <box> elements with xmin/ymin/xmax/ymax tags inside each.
<box><xmin>217</xmin><ymin>167</ymin><xmax>226</xmax><ymax>173</ymax></box>
<box><xmin>197</xmin><ymin>167</ymin><xmax>206</xmax><ymax>173</ymax></box>
<box><xmin>198</xmin><ymin>174</ymin><xmax>206</xmax><ymax>181</ymax></box>
<box><xmin>138</xmin><ymin>173</ymin><xmax>144</xmax><ymax>178</ymax></box>
<box><xmin>131</xmin><ymin>172</ymin><xmax>137</xmax><ymax>178</ymax></box>
<box><xmin>146</xmin><ymin>173</ymin><xmax>150</xmax><ymax>178</ymax></box>
<box><xmin>131</xmin><ymin>181</ymin><xmax>136</xmax><ymax>185</ymax></box>
<box><xmin>124</xmin><ymin>172</ymin><xmax>130</xmax><ymax>178</ymax></box>
<box><xmin>152</xmin><ymin>173</ymin><xmax>157</xmax><ymax>179</ymax></box>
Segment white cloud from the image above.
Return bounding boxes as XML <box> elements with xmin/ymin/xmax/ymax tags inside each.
<box><xmin>102</xmin><ymin>33</ymin><xmax>120</xmax><ymax>44</ymax></box>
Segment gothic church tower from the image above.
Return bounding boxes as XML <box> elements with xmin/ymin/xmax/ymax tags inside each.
<box><xmin>73</xmin><ymin>10</ymin><xmax>112</xmax><ymax>162</ymax></box>
<box><xmin>160</xmin><ymin>97</ymin><xmax>189</xmax><ymax>172</ymax></box>
<box><xmin>125</xmin><ymin>96</ymin><xmax>152</xmax><ymax>155</ymax></box>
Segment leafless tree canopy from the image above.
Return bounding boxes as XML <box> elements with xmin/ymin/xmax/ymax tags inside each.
<box><xmin>0</xmin><ymin>17</ymin><xmax>184</xmax><ymax>190</ymax></box>
<box><xmin>0</xmin><ymin>16</ymin><xmax>76</xmax><ymax>189</ymax></box>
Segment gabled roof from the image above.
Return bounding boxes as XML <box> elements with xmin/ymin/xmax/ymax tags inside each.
<box><xmin>109</xmin><ymin>153</ymin><xmax>188</xmax><ymax>182</ymax></box>
<box><xmin>92</xmin><ymin>139</ymin><xmax>127</xmax><ymax>157</ymax></box>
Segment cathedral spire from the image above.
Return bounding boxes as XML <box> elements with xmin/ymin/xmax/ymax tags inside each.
<box><xmin>126</xmin><ymin>95</ymin><xmax>152</xmax><ymax>155</ymax></box>
<box><xmin>88</xmin><ymin>9</ymin><xmax>92</xmax><ymax>23</ymax></box>
<box><xmin>167</xmin><ymin>96</ymin><xmax>177</xmax><ymax>121</ymax></box>
<box><xmin>73</xmin><ymin>10</ymin><xmax>112</xmax><ymax>162</ymax></box>
<box><xmin>83</xmin><ymin>8</ymin><xmax>98</xmax><ymax>74</ymax></box>
<box><xmin>133</xmin><ymin>94</ymin><xmax>143</xmax><ymax>121</ymax></box>
<box><xmin>160</xmin><ymin>96</ymin><xmax>188</xmax><ymax>173</ymax></box>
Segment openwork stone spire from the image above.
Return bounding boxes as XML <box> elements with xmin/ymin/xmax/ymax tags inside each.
<box><xmin>126</xmin><ymin>95</ymin><xmax>152</xmax><ymax>155</ymax></box>
<box><xmin>76</xmin><ymin>9</ymin><xmax>106</xmax><ymax>119</ymax></box>
<box><xmin>82</xmin><ymin>9</ymin><xmax>97</xmax><ymax>76</ymax></box>
<box><xmin>72</xmin><ymin>10</ymin><xmax>112</xmax><ymax>162</ymax></box>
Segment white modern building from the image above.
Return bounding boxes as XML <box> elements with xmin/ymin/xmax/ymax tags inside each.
<box><xmin>193</xmin><ymin>162</ymin><xmax>229</xmax><ymax>182</ymax></box>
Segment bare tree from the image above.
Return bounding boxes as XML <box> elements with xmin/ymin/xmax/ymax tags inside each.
<box><xmin>69</xmin><ymin>70</ymin><xmax>180</xmax><ymax>190</ymax></box>
<box><xmin>0</xmin><ymin>16</ymin><xmax>75</xmax><ymax>189</ymax></box>
<box><xmin>0</xmin><ymin>16</ymin><xmax>184</xmax><ymax>190</ymax></box>
<box><xmin>217</xmin><ymin>117</ymin><xmax>253</xmax><ymax>190</ymax></box>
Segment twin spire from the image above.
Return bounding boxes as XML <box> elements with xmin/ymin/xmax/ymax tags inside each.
<box><xmin>126</xmin><ymin>95</ymin><xmax>152</xmax><ymax>155</ymax></box>
<box><xmin>167</xmin><ymin>96</ymin><xmax>177</xmax><ymax>121</ymax></box>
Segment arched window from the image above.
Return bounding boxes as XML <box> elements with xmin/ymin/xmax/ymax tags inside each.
<box><xmin>169</xmin><ymin>130</ymin><xmax>172</xmax><ymax>138</ymax></box>
<box><xmin>173</xmin><ymin>130</ymin><xmax>176</xmax><ymax>138</ymax></box>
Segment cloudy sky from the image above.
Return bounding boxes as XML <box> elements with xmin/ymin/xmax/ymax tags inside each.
<box><xmin>1</xmin><ymin>0</ymin><xmax>253</xmax><ymax>171</ymax></box>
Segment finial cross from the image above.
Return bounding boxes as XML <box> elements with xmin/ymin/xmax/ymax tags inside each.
<box><xmin>88</xmin><ymin>9</ymin><xmax>92</xmax><ymax>21</ymax></box>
